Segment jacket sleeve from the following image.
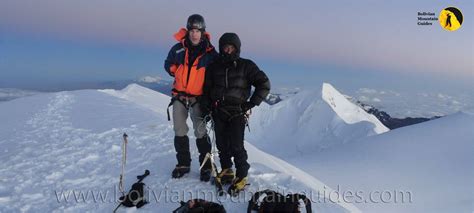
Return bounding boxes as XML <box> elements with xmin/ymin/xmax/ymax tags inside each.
<box><xmin>200</xmin><ymin>63</ymin><xmax>214</xmax><ymax>112</ymax></box>
<box><xmin>247</xmin><ymin>61</ymin><xmax>271</xmax><ymax>106</ymax></box>
<box><xmin>164</xmin><ymin>44</ymin><xmax>181</xmax><ymax>77</ymax></box>
<box><xmin>199</xmin><ymin>49</ymin><xmax>218</xmax><ymax>112</ymax></box>
<box><xmin>209</xmin><ymin>48</ymin><xmax>219</xmax><ymax>64</ymax></box>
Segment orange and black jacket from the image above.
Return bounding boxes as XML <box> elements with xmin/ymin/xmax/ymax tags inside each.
<box><xmin>164</xmin><ymin>28</ymin><xmax>218</xmax><ymax>97</ymax></box>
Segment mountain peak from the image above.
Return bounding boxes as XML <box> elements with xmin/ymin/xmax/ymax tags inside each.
<box><xmin>322</xmin><ymin>83</ymin><xmax>389</xmax><ymax>134</ymax></box>
<box><xmin>99</xmin><ymin>83</ymin><xmax>170</xmax><ymax>115</ymax></box>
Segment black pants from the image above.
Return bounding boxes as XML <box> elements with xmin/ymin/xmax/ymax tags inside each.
<box><xmin>214</xmin><ymin>109</ymin><xmax>250</xmax><ymax>178</ymax></box>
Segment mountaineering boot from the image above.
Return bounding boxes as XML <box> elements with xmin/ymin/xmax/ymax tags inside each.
<box><xmin>172</xmin><ymin>165</ymin><xmax>190</xmax><ymax>178</ymax></box>
<box><xmin>228</xmin><ymin>176</ymin><xmax>248</xmax><ymax>196</ymax></box>
<box><xmin>172</xmin><ymin>136</ymin><xmax>191</xmax><ymax>178</ymax></box>
<box><xmin>200</xmin><ymin>169</ymin><xmax>212</xmax><ymax>182</ymax></box>
<box><xmin>196</xmin><ymin>136</ymin><xmax>212</xmax><ymax>182</ymax></box>
<box><xmin>217</xmin><ymin>168</ymin><xmax>235</xmax><ymax>184</ymax></box>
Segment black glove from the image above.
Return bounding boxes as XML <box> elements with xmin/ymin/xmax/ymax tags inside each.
<box><xmin>241</xmin><ymin>102</ymin><xmax>255</xmax><ymax>112</ymax></box>
<box><xmin>201</xmin><ymin>106</ymin><xmax>210</xmax><ymax>116</ymax></box>
<box><xmin>200</xmin><ymin>105</ymin><xmax>212</xmax><ymax>123</ymax></box>
<box><xmin>203</xmin><ymin>113</ymin><xmax>212</xmax><ymax>123</ymax></box>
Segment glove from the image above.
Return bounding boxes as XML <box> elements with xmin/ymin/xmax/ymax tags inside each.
<box><xmin>203</xmin><ymin>115</ymin><xmax>212</xmax><ymax>123</ymax></box>
<box><xmin>241</xmin><ymin>102</ymin><xmax>255</xmax><ymax>112</ymax></box>
<box><xmin>200</xmin><ymin>105</ymin><xmax>212</xmax><ymax>123</ymax></box>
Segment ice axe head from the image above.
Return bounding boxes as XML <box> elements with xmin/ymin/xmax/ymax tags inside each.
<box><xmin>137</xmin><ymin>170</ymin><xmax>150</xmax><ymax>182</ymax></box>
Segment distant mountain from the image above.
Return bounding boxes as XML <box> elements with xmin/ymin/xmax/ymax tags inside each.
<box><xmin>138</xmin><ymin>76</ymin><xmax>163</xmax><ymax>83</ymax></box>
<box><xmin>0</xmin><ymin>88</ymin><xmax>42</xmax><ymax>102</ymax></box>
<box><xmin>264</xmin><ymin>93</ymin><xmax>282</xmax><ymax>105</ymax></box>
<box><xmin>0</xmin><ymin>79</ymin><xmax>448</xmax><ymax>131</ymax></box>
<box><xmin>0</xmin><ymin>77</ymin><xmax>173</xmax><ymax>102</ymax></box>
<box><xmin>248</xmin><ymin>83</ymin><xmax>389</xmax><ymax>157</ymax></box>
<box><xmin>262</xmin><ymin>86</ymin><xmax>442</xmax><ymax>130</ymax></box>
<box><xmin>264</xmin><ymin>89</ymin><xmax>300</xmax><ymax>105</ymax></box>
<box><xmin>249</xmin><ymin>83</ymin><xmax>473</xmax><ymax>212</ymax></box>
<box><xmin>61</xmin><ymin>78</ymin><xmax>173</xmax><ymax>95</ymax></box>
<box><xmin>350</xmin><ymin>98</ymin><xmax>441</xmax><ymax>130</ymax></box>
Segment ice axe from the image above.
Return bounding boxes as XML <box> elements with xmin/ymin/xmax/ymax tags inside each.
<box><xmin>113</xmin><ymin>169</ymin><xmax>150</xmax><ymax>212</ymax></box>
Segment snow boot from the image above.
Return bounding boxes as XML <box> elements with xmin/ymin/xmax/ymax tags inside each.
<box><xmin>196</xmin><ymin>136</ymin><xmax>212</xmax><ymax>182</ymax></box>
<box><xmin>200</xmin><ymin>169</ymin><xmax>212</xmax><ymax>182</ymax></box>
<box><xmin>172</xmin><ymin>165</ymin><xmax>190</xmax><ymax>178</ymax></box>
<box><xmin>174</xmin><ymin>136</ymin><xmax>191</xmax><ymax>167</ymax></box>
<box><xmin>228</xmin><ymin>176</ymin><xmax>248</xmax><ymax>196</ymax></box>
<box><xmin>218</xmin><ymin>168</ymin><xmax>235</xmax><ymax>184</ymax></box>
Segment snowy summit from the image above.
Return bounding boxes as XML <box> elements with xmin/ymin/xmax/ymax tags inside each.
<box><xmin>0</xmin><ymin>83</ymin><xmax>472</xmax><ymax>213</ymax></box>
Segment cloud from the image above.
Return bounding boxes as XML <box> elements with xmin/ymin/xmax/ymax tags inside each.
<box><xmin>138</xmin><ymin>76</ymin><xmax>163</xmax><ymax>84</ymax></box>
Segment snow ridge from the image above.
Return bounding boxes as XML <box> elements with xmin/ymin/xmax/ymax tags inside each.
<box><xmin>322</xmin><ymin>83</ymin><xmax>389</xmax><ymax>134</ymax></box>
<box><xmin>0</xmin><ymin>85</ymin><xmax>360</xmax><ymax>213</ymax></box>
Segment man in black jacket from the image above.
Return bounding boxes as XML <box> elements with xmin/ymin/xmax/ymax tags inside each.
<box><xmin>201</xmin><ymin>33</ymin><xmax>271</xmax><ymax>194</ymax></box>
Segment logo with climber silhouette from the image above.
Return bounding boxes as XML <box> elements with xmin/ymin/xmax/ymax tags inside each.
<box><xmin>439</xmin><ymin>7</ymin><xmax>463</xmax><ymax>31</ymax></box>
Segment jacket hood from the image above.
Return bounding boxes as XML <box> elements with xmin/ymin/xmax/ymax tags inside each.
<box><xmin>218</xmin><ymin>32</ymin><xmax>241</xmax><ymax>56</ymax></box>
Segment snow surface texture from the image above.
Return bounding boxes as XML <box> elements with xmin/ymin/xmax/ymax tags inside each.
<box><xmin>0</xmin><ymin>84</ymin><xmax>358</xmax><ymax>212</ymax></box>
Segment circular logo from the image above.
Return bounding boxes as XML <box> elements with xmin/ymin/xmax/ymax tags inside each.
<box><xmin>439</xmin><ymin>7</ymin><xmax>463</xmax><ymax>31</ymax></box>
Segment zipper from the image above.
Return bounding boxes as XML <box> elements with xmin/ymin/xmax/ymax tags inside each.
<box><xmin>225</xmin><ymin>68</ymin><xmax>229</xmax><ymax>88</ymax></box>
<box><xmin>185</xmin><ymin>51</ymin><xmax>202</xmax><ymax>90</ymax></box>
<box><xmin>185</xmin><ymin>50</ymin><xmax>191</xmax><ymax>89</ymax></box>
<box><xmin>223</xmin><ymin>67</ymin><xmax>229</xmax><ymax>101</ymax></box>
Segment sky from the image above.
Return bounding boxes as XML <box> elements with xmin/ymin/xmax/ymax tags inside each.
<box><xmin>0</xmin><ymin>0</ymin><xmax>472</xmax><ymax>93</ymax></box>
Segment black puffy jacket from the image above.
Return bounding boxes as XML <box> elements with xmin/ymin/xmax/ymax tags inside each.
<box><xmin>203</xmin><ymin>58</ymin><xmax>270</xmax><ymax>107</ymax></box>
<box><xmin>201</xmin><ymin>33</ymin><xmax>270</xmax><ymax>111</ymax></box>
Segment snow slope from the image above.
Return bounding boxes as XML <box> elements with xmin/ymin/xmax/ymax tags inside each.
<box><xmin>247</xmin><ymin>83</ymin><xmax>388</xmax><ymax>158</ymax></box>
<box><xmin>0</xmin><ymin>85</ymin><xmax>359</xmax><ymax>212</ymax></box>
<box><xmin>99</xmin><ymin>83</ymin><xmax>170</xmax><ymax>117</ymax></box>
<box><xmin>2</xmin><ymin>83</ymin><xmax>470</xmax><ymax>212</ymax></box>
<box><xmin>290</xmin><ymin>112</ymin><xmax>474</xmax><ymax>213</ymax></box>
<box><xmin>246</xmin><ymin>83</ymin><xmax>473</xmax><ymax>213</ymax></box>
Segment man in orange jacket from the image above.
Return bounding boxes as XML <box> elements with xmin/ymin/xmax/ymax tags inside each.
<box><xmin>164</xmin><ymin>14</ymin><xmax>218</xmax><ymax>181</ymax></box>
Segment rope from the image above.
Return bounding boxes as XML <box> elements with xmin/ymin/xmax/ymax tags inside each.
<box><xmin>196</xmin><ymin>113</ymin><xmax>212</xmax><ymax>136</ymax></box>
<box><xmin>198</xmin><ymin>115</ymin><xmax>225</xmax><ymax>203</ymax></box>
<box><xmin>198</xmin><ymin>114</ymin><xmax>217</xmax><ymax>171</ymax></box>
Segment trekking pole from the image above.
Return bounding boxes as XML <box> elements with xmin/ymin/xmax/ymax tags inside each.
<box><xmin>113</xmin><ymin>202</ymin><xmax>122</xmax><ymax>213</ymax></box>
<box><xmin>119</xmin><ymin>133</ymin><xmax>128</xmax><ymax>196</ymax></box>
<box><xmin>114</xmin><ymin>133</ymin><xmax>128</xmax><ymax>213</ymax></box>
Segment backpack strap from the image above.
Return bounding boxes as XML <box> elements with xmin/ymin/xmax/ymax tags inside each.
<box><xmin>286</xmin><ymin>193</ymin><xmax>312</xmax><ymax>213</ymax></box>
<box><xmin>247</xmin><ymin>190</ymin><xmax>281</xmax><ymax>213</ymax></box>
<box><xmin>173</xmin><ymin>199</ymin><xmax>225</xmax><ymax>213</ymax></box>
